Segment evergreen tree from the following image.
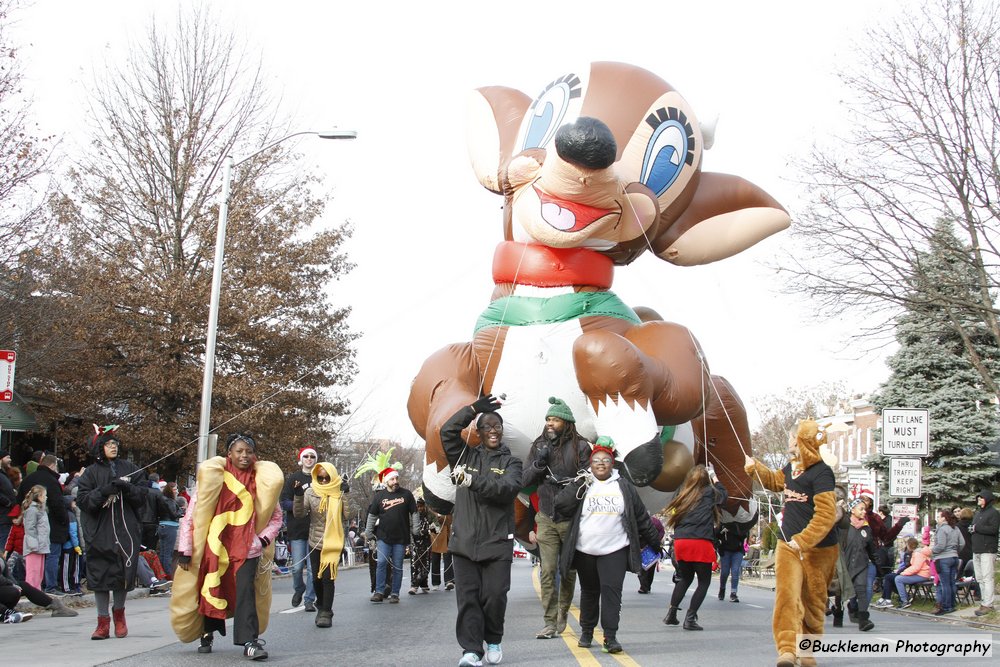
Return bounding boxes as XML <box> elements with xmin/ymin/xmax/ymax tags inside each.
<box><xmin>870</xmin><ymin>220</ymin><xmax>999</xmax><ymax>506</ymax></box>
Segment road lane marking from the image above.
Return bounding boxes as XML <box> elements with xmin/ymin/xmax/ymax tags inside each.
<box><xmin>745</xmin><ymin>603</ymin><xmax>764</xmax><ymax>609</ymax></box>
<box><xmin>531</xmin><ymin>564</ymin><xmax>641</xmax><ymax>666</ymax></box>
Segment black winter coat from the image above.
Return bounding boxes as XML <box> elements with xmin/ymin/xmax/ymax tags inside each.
<box><xmin>76</xmin><ymin>459</ymin><xmax>146</xmax><ymax>591</ymax></box>
<box><xmin>441</xmin><ymin>406</ymin><xmax>524</xmax><ymax>562</ymax></box>
<box><xmin>521</xmin><ymin>433</ymin><xmax>591</xmax><ymax>522</ymax></box>
<box><xmin>971</xmin><ymin>490</ymin><xmax>1000</xmax><ymax>554</ymax></box>
<box><xmin>671</xmin><ymin>483</ymin><xmax>728</xmax><ymax>542</ymax></box>
<box><xmin>18</xmin><ymin>466</ymin><xmax>70</xmax><ymax>544</ymax></box>
<box><xmin>555</xmin><ymin>472</ymin><xmax>660</xmax><ymax>575</ymax></box>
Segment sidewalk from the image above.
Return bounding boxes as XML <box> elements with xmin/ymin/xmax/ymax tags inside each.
<box><xmin>738</xmin><ymin>572</ymin><xmax>1000</xmax><ymax>630</ymax></box>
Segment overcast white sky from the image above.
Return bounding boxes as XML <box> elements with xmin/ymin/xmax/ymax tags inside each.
<box><xmin>12</xmin><ymin>0</ymin><xmax>903</xmax><ymax>445</ymax></box>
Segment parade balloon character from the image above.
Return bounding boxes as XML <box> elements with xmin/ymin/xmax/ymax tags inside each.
<box><xmin>744</xmin><ymin>419</ymin><xmax>839</xmax><ymax>667</ymax></box>
<box><xmin>408</xmin><ymin>62</ymin><xmax>788</xmax><ymax>529</ymax></box>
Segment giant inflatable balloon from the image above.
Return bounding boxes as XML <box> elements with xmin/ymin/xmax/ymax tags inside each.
<box><xmin>408</xmin><ymin>62</ymin><xmax>789</xmax><ymax>535</ymax></box>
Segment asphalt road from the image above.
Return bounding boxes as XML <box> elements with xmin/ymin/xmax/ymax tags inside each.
<box><xmin>8</xmin><ymin>560</ymin><xmax>998</xmax><ymax>666</ymax></box>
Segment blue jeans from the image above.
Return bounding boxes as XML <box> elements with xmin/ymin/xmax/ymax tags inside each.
<box><xmin>935</xmin><ymin>557</ymin><xmax>959</xmax><ymax>611</ymax></box>
<box><xmin>157</xmin><ymin>523</ymin><xmax>178</xmax><ymax>574</ymax></box>
<box><xmin>894</xmin><ymin>574</ymin><xmax>930</xmax><ymax>604</ymax></box>
<box><xmin>376</xmin><ymin>540</ymin><xmax>406</xmax><ymax>596</ymax></box>
<box><xmin>865</xmin><ymin>561</ymin><xmax>876</xmax><ymax>600</ymax></box>
<box><xmin>719</xmin><ymin>551</ymin><xmax>743</xmax><ymax>592</ymax></box>
<box><xmin>290</xmin><ymin>538</ymin><xmax>315</xmax><ymax>603</ymax></box>
<box><xmin>45</xmin><ymin>543</ymin><xmax>61</xmax><ymax>590</ymax></box>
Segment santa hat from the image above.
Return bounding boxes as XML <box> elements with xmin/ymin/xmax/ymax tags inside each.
<box><xmin>298</xmin><ymin>447</ymin><xmax>318</xmax><ymax>463</ymax></box>
<box><xmin>379</xmin><ymin>467</ymin><xmax>399</xmax><ymax>482</ymax></box>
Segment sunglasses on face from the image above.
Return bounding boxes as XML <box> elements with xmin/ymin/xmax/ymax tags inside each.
<box><xmin>316</xmin><ymin>476</ymin><xmax>330</xmax><ymax>482</ymax></box>
<box><xmin>302</xmin><ymin>454</ymin><xmax>317</xmax><ymax>459</ymax></box>
<box><xmin>479</xmin><ymin>423</ymin><xmax>502</xmax><ymax>433</ymax></box>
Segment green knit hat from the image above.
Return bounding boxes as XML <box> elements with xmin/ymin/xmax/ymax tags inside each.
<box><xmin>546</xmin><ymin>396</ymin><xmax>575</xmax><ymax>423</ymax></box>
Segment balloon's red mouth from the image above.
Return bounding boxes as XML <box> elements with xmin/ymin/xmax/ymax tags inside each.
<box><xmin>534</xmin><ymin>185</ymin><xmax>613</xmax><ymax>233</ymax></box>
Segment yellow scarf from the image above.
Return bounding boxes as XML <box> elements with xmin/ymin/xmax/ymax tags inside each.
<box><xmin>311</xmin><ymin>462</ymin><xmax>345</xmax><ymax>578</ymax></box>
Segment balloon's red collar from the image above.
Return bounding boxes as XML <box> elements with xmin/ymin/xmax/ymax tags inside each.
<box><xmin>491</xmin><ymin>242</ymin><xmax>614</xmax><ymax>289</ymax></box>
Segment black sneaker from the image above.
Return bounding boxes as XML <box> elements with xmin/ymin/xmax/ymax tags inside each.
<box><xmin>291</xmin><ymin>591</ymin><xmax>303</xmax><ymax>607</ymax></box>
<box><xmin>602</xmin><ymin>637</ymin><xmax>623</xmax><ymax>654</ymax></box>
<box><xmin>730</xmin><ymin>592</ymin><xmax>740</xmax><ymax>603</ymax></box>
<box><xmin>387</xmin><ymin>594</ymin><xmax>400</xmax><ymax>603</ymax></box>
<box><xmin>303</xmin><ymin>601</ymin><xmax>316</xmax><ymax>612</ymax></box>
<box><xmin>243</xmin><ymin>639</ymin><xmax>268</xmax><ymax>661</ymax></box>
<box><xmin>198</xmin><ymin>633</ymin><xmax>213</xmax><ymax>654</ymax></box>
<box><xmin>578</xmin><ymin>631</ymin><xmax>593</xmax><ymax>648</ymax></box>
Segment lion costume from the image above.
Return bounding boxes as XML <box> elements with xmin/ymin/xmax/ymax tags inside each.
<box><xmin>169</xmin><ymin>456</ymin><xmax>284</xmax><ymax>644</ymax></box>
<box><xmin>745</xmin><ymin>420</ymin><xmax>838</xmax><ymax>667</ymax></box>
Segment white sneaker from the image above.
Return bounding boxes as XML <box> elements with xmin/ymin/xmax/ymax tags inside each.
<box><xmin>485</xmin><ymin>643</ymin><xmax>503</xmax><ymax>664</ymax></box>
<box><xmin>2</xmin><ymin>610</ymin><xmax>32</xmax><ymax>623</ymax></box>
<box><xmin>458</xmin><ymin>652</ymin><xmax>483</xmax><ymax>667</ymax></box>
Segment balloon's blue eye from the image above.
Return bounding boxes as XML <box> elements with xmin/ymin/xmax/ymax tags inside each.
<box><xmin>640</xmin><ymin>108</ymin><xmax>695</xmax><ymax>197</ymax></box>
<box><xmin>520</xmin><ymin>74</ymin><xmax>581</xmax><ymax>151</ymax></box>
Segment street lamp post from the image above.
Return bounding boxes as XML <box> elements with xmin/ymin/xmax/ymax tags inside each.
<box><xmin>197</xmin><ymin>130</ymin><xmax>357</xmax><ymax>465</ymax></box>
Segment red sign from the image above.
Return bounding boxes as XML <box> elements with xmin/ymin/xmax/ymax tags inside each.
<box><xmin>1</xmin><ymin>350</ymin><xmax>15</xmax><ymax>402</ymax></box>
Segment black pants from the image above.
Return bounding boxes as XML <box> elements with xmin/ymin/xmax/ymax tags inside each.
<box><xmin>670</xmin><ymin>560</ymin><xmax>712</xmax><ymax>616</ymax></box>
<box><xmin>574</xmin><ymin>547</ymin><xmax>628</xmax><ymax>636</ymax></box>
<box><xmin>453</xmin><ymin>554</ymin><xmax>511</xmax><ymax>658</ymax></box>
<box><xmin>309</xmin><ymin>549</ymin><xmax>336</xmax><ymax>613</ymax></box>
<box><xmin>432</xmin><ymin>551</ymin><xmax>454</xmax><ymax>586</ymax></box>
<box><xmin>637</xmin><ymin>564</ymin><xmax>656</xmax><ymax>592</ymax></box>
<box><xmin>369</xmin><ymin>551</ymin><xmax>378</xmax><ymax>593</ymax></box>
<box><xmin>204</xmin><ymin>556</ymin><xmax>259</xmax><ymax>645</ymax></box>
<box><xmin>0</xmin><ymin>581</ymin><xmax>51</xmax><ymax>608</ymax></box>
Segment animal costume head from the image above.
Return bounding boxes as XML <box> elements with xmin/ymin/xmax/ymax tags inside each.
<box><xmin>792</xmin><ymin>419</ymin><xmax>826</xmax><ymax>470</ymax></box>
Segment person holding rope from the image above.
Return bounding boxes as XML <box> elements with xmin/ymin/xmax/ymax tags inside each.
<box><xmin>170</xmin><ymin>434</ymin><xmax>283</xmax><ymax>661</ymax></box>
<box><xmin>409</xmin><ymin>498</ymin><xmax>433</xmax><ymax>595</ymax></box>
<box><xmin>662</xmin><ymin>464</ymin><xmax>728</xmax><ymax>631</ymax></box>
<box><xmin>555</xmin><ymin>437</ymin><xmax>661</xmax><ymax>654</ymax></box>
<box><xmin>365</xmin><ymin>465</ymin><xmax>418</xmax><ymax>603</ymax></box>
<box><xmin>76</xmin><ymin>429</ymin><xmax>146</xmax><ymax>640</ymax></box>
<box><xmin>441</xmin><ymin>394</ymin><xmax>523</xmax><ymax>667</ymax></box>
<box><xmin>292</xmin><ymin>459</ymin><xmax>348</xmax><ymax>628</ymax></box>
<box><xmin>280</xmin><ymin>446</ymin><xmax>319</xmax><ymax>612</ymax></box>
<box><xmin>744</xmin><ymin>419</ymin><xmax>838</xmax><ymax>667</ymax></box>
<box><xmin>521</xmin><ymin>396</ymin><xmax>590</xmax><ymax>639</ymax></box>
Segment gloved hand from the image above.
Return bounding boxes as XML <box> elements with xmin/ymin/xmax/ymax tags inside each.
<box><xmin>100</xmin><ymin>483</ymin><xmax>117</xmax><ymax>496</ymax></box>
<box><xmin>293</xmin><ymin>481</ymin><xmax>306</xmax><ymax>496</ymax></box>
<box><xmin>112</xmin><ymin>478</ymin><xmax>130</xmax><ymax>490</ymax></box>
<box><xmin>340</xmin><ymin>480</ymin><xmax>350</xmax><ymax>494</ymax></box>
<box><xmin>471</xmin><ymin>394</ymin><xmax>502</xmax><ymax>414</ymax></box>
<box><xmin>364</xmin><ymin>532</ymin><xmax>375</xmax><ymax>543</ymax></box>
<box><xmin>258</xmin><ymin>535</ymin><xmax>271</xmax><ymax>548</ymax></box>
<box><xmin>74</xmin><ymin>546</ymin><xmax>82</xmax><ymax>555</ymax></box>
<box><xmin>534</xmin><ymin>444</ymin><xmax>551</xmax><ymax>467</ymax></box>
<box><xmin>452</xmin><ymin>465</ymin><xmax>473</xmax><ymax>488</ymax></box>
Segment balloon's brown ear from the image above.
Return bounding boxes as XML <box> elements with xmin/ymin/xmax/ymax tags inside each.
<box><xmin>652</xmin><ymin>172</ymin><xmax>790</xmax><ymax>266</ymax></box>
<box><xmin>466</xmin><ymin>86</ymin><xmax>532</xmax><ymax>194</ymax></box>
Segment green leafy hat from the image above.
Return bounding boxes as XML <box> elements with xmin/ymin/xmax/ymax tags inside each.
<box><xmin>546</xmin><ymin>396</ymin><xmax>575</xmax><ymax>423</ymax></box>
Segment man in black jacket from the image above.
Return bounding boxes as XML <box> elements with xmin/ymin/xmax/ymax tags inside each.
<box><xmin>280</xmin><ymin>447</ymin><xmax>318</xmax><ymax>611</ymax></box>
<box><xmin>17</xmin><ymin>454</ymin><xmax>69</xmax><ymax>593</ymax></box>
<box><xmin>442</xmin><ymin>394</ymin><xmax>523</xmax><ymax>667</ymax></box>
<box><xmin>971</xmin><ymin>489</ymin><xmax>999</xmax><ymax>616</ymax></box>
<box><xmin>522</xmin><ymin>396</ymin><xmax>590</xmax><ymax>639</ymax></box>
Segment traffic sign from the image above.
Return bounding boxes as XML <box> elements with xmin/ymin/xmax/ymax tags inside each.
<box><xmin>0</xmin><ymin>350</ymin><xmax>14</xmax><ymax>402</ymax></box>
<box><xmin>881</xmin><ymin>408</ymin><xmax>929</xmax><ymax>456</ymax></box>
<box><xmin>892</xmin><ymin>503</ymin><xmax>919</xmax><ymax>519</ymax></box>
<box><xmin>889</xmin><ymin>457</ymin><xmax>922</xmax><ymax>497</ymax></box>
